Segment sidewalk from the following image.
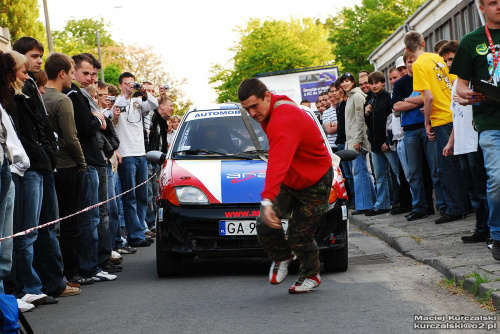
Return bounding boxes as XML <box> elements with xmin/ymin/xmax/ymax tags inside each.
<box><xmin>349</xmin><ymin>211</ymin><xmax>500</xmax><ymax>310</ymax></box>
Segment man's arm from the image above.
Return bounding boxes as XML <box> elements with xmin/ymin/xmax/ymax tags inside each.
<box><xmin>393</xmin><ymin>96</ymin><xmax>423</xmax><ymax>112</ymax></box>
<box><xmin>139</xmin><ymin>92</ymin><xmax>160</xmax><ymax>113</ymax></box>
<box><xmin>422</xmin><ymin>89</ymin><xmax>435</xmax><ymax>140</ymax></box>
<box><xmin>456</xmin><ymin>78</ymin><xmax>486</xmax><ymax>104</ymax></box>
<box><xmin>58</xmin><ymin>98</ymin><xmax>87</xmax><ymax>169</ymax></box>
<box><xmin>324</xmin><ymin>121</ymin><xmax>337</xmax><ymax>134</ymax></box>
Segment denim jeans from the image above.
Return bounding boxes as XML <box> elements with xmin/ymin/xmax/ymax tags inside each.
<box><xmin>404</xmin><ymin>127</ymin><xmax>445</xmax><ymax>214</ymax></box>
<box><xmin>371</xmin><ymin>150</ymin><xmax>400</xmax><ymax>210</ymax></box>
<box><xmin>479</xmin><ymin>130</ymin><xmax>500</xmax><ymax>240</ymax></box>
<box><xmin>113</xmin><ymin>171</ymin><xmax>126</xmax><ymax>248</ymax></box>
<box><xmin>352</xmin><ymin>153</ymin><xmax>375</xmax><ymax>210</ymax></box>
<box><xmin>118</xmin><ymin>156</ymin><xmax>148</xmax><ymax>245</ymax></box>
<box><xmin>0</xmin><ymin>156</ymin><xmax>14</xmax><ymax>294</ymax></box>
<box><xmin>145</xmin><ymin>163</ymin><xmax>160</xmax><ymax>229</ymax></box>
<box><xmin>77</xmin><ymin>167</ymin><xmax>100</xmax><ymax>278</ymax></box>
<box><xmin>433</xmin><ymin>123</ymin><xmax>468</xmax><ymax>216</ymax></box>
<box><xmin>33</xmin><ymin>170</ymin><xmax>66</xmax><ymax>296</ymax></box>
<box><xmin>397</xmin><ymin>139</ymin><xmax>410</xmax><ymax>180</ymax></box>
<box><xmin>97</xmin><ymin>166</ymin><xmax>110</xmax><ymax>265</ymax></box>
<box><xmin>107</xmin><ymin>163</ymin><xmax>123</xmax><ymax>250</ymax></box>
<box><xmin>54</xmin><ymin>166</ymin><xmax>82</xmax><ymax>279</ymax></box>
<box><xmin>11</xmin><ymin>171</ymin><xmax>44</xmax><ymax>295</ymax></box>
<box><xmin>337</xmin><ymin>144</ymin><xmax>354</xmax><ymax>204</ymax></box>
<box><xmin>458</xmin><ymin>152</ymin><xmax>489</xmax><ymax>236</ymax></box>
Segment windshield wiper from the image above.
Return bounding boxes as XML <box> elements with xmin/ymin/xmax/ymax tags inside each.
<box><xmin>173</xmin><ymin>149</ymin><xmax>252</xmax><ymax>159</ymax></box>
<box><xmin>242</xmin><ymin>149</ymin><xmax>269</xmax><ymax>154</ymax></box>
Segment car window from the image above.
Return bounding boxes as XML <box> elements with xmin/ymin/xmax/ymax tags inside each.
<box><xmin>172</xmin><ymin>113</ymin><xmax>269</xmax><ymax>158</ymax></box>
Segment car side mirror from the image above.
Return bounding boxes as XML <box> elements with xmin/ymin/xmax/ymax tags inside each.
<box><xmin>335</xmin><ymin>150</ymin><xmax>358</xmax><ymax>162</ymax></box>
<box><xmin>146</xmin><ymin>150</ymin><xmax>166</xmax><ymax>164</ymax></box>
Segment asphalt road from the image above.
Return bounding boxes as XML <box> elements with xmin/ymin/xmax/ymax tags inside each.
<box><xmin>24</xmin><ymin>225</ymin><xmax>496</xmax><ymax>334</ymax></box>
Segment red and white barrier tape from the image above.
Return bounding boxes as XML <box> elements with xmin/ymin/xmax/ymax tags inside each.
<box><xmin>0</xmin><ymin>173</ymin><xmax>157</xmax><ymax>242</ymax></box>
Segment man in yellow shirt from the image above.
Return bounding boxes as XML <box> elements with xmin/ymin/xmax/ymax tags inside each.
<box><xmin>404</xmin><ymin>31</ymin><xmax>468</xmax><ymax>224</ymax></box>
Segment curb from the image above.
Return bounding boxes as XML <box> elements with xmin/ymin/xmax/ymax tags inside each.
<box><xmin>349</xmin><ymin>215</ymin><xmax>500</xmax><ymax>311</ymax></box>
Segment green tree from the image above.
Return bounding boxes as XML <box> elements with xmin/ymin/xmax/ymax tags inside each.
<box><xmin>53</xmin><ymin>18</ymin><xmax>116</xmax><ymax>56</ymax></box>
<box><xmin>0</xmin><ymin>0</ymin><xmax>46</xmax><ymax>44</ymax></box>
<box><xmin>328</xmin><ymin>0</ymin><xmax>425</xmax><ymax>75</ymax></box>
<box><xmin>102</xmin><ymin>64</ymin><xmax>122</xmax><ymax>86</ymax></box>
<box><xmin>210</xmin><ymin>18</ymin><xmax>336</xmax><ymax>103</ymax></box>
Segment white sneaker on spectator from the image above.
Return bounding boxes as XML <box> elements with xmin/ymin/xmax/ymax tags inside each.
<box><xmin>111</xmin><ymin>250</ymin><xmax>122</xmax><ymax>260</ymax></box>
<box><xmin>21</xmin><ymin>293</ymin><xmax>47</xmax><ymax>307</ymax></box>
<box><xmin>92</xmin><ymin>271</ymin><xmax>117</xmax><ymax>282</ymax></box>
<box><xmin>17</xmin><ymin>299</ymin><xmax>35</xmax><ymax>312</ymax></box>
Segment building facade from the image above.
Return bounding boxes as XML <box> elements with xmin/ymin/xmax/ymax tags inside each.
<box><xmin>0</xmin><ymin>27</ymin><xmax>11</xmax><ymax>52</ymax></box>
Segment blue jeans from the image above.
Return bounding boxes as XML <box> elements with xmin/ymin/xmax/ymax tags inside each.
<box><xmin>11</xmin><ymin>171</ymin><xmax>44</xmax><ymax>295</ymax></box>
<box><xmin>107</xmin><ymin>163</ymin><xmax>124</xmax><ymax>250</ymax></box>
<box><xmin>77</xmin><ymin>167</ymin><xmax>100</xmax><ymax>278</ymax></box>
<box><xmin>371</xmin><ymin>150</ymin><xmax>400</xmax><ymax>210</ymax></box>
<box><xmin>97</xmin><ymin>166</ymin><xmax>110</xmax><ymax>265</ymax></box>
<box><xmin>337</xmin><ymin>144</ymin><xmax>354</xmax><ymax>203</ymax></box>
<box><xmin>479</xmin><ymin>130</ymin><xmax>500</xmax><ymax>240</ymax></box>
<box><xmin>118</xmin><ymin>156</ymin><xmax>148</xmax><ymax>245</ymax></box>
<box><xmin>0</xmin><ymin>156</ymin><xmax>14</xmax><ymax>294</ymax></box>
<box><xmin>433</xmin><ymin>123</ymin><xmax>468</xmax><ymax>216</ymax></box>
<box><xmin>352</xmin><ymin>153</ymin><xmax>375</xmax><ymax>210</ymax></box>
<box><xmin>404</xmin><ymin>127</ymin><xmax>445</xmax><ymax>214</ymax></box>
<box><xmin>458</xmin><ymin>152</ymin><xmax>489</xmax><ymax>236</ymax></box>
<box><xmin>33</xmin><ymin>170</ymin><xmax>66</xmax><ymax>296</ymax></box>
<box><xmin>397</xmin><ymin>139</ymin><xmax>410</xmax><ymax>180</ymax></box>
<box><xmin>146</xmin><ymin>163</ymin><xmax>160</xmax><ymax>229</ymax></box>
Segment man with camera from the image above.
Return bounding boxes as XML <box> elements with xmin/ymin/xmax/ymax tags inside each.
<box><xmin>112</xmin><ymin>72</ymin><xmax>158</xmax><ymax>248</ymax></box>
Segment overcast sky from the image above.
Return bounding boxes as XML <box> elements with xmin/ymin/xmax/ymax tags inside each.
<box><xmin>37</xmin><ymin>0</ymin><xmax>361</xmax><ymax>105</ymax></box>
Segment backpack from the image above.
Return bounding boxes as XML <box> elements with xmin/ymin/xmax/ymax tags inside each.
<box><xmin>0</xmin><ymin>294</ymin><xmax>20</xmax><ymax>333</ymax></box>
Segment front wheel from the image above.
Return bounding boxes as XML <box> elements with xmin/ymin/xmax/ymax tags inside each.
<box><xmin>323</xmin><ymin>233</ymin><xmax>348</xmax><ymax>273</ymax></box>
<box><xmin>156</xmin><ymin>237</ymin><xmax>181</xmax><ymax>277</ymax></box>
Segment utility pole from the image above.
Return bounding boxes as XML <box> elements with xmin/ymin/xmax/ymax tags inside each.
<box><xmin>42</xmin><ymin>0</ymin><xmax>54</xmax><ymax>53</ymax></box>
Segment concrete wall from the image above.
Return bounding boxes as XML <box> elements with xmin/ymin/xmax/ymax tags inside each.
<box><xmin>0</xmin><ymin>27</ymin><xmax>11</xmax><ymax>52</ymax></box>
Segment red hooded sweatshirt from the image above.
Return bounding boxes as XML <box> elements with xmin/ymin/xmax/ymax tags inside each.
<box><xmin>260</xmin><ymin>94</ymin><xmax>332</xmax><ymax>201</ymax></box>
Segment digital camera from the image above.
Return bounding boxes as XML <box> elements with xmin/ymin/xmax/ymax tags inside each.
<box><xmin>108</xmin><ymin>96</ymin><xmax>116</xmax><ymax>103</ymax></box>
<box><xmin>132</xmin><ymin>82</ymin><xmax>141</xmax><ymax>90</ymax></box>
<box><xmin>162</xmin><ymin>84</ymin><xmax>170</xmax><ymax>90</ymax></box>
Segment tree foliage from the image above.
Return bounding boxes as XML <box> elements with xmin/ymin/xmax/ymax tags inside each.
<box><xmin>0</xmin><ymin>0</ymin><xmax>46</xmax><ymax>44</ymax></box>
<box><xmin>210</xmin><ymin>18</ymin><xmax>336</xmax><ymax>103</ymax></box>
<box><xmin>328</xmin><ymin>0</ymin><xmax>425</xmax><ymax>75</ymax></box>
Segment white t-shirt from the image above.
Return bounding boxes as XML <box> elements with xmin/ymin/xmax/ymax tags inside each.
<box><xmin>114</xmin><ymin>92</ymin><xmax>159</xmax><ymax>157</ymax></box>
<box><xmin>450</xmin><ymin>80</ymin><xmax>478</xmax><ymax>155</ymax></box>
<box><xmin>322</xmin><ymin>106</ymin><xmax>337</xmax><ymax>148</ymax></box>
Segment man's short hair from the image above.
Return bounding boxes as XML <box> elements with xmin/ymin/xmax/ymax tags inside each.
<box><xmin>368</xmin><ymin>71</ymin><xmax>385</xmax><ymax>84</ymax></box>
<box><xmin>82</xmin><ymin>53</ymin><xmax>101</xmax><ymax>69</ymax></box>
<box><xmin>237</xmin><ymin>78</ymin><xmax>268</xmax><ymax>101</ymax></box>
<box><xmin>403</xmin><ymin>50</ymin><xmax>415</xmax><ymax>64</ymax></box>
<box><xmin>358</xmin><ymin>70</ymin><xmax>370</xmax><ymax>78</ymax></box>
<box><xmin>158</xmin><ymin>96</ymin><xmax>173</xmax><ymax>106</ymax></box>
<box><xmin>439</xmin><ymin>40</ymin><xmax>459</xmax><ymax>57</ymax></box>
<box><xmin>72</xmin><ymin>53</ymin><xmax>94</xmax><ymax>70</ymax></box>
<box><xmin>434</xmin><ymin>40</ymin><xmax>449</xmax><ymax>54</ymax></box>
<box><xmin>338</xmin><ymin>72</ymin><xmax>356</xmax><ymax>86</ymax></box>
<box><xmin>388</xmin><ymin>67</ymin><xmax>398</xmax><ymax>74</ymax></box>
<box><xmin>45</xmin><ymin>52</ymin><xmax>74</xmax><ymax>80</ymax></box>
<box><xmin>97</xmin><ymin>81</ymin><xmax>107</xmax><ymax>89</ymax></box>
<box><xmin>106</xmin><ymin>83</ymin><xmax>119</xmax><ymax>96</ymax></box>
<box><xmin>300</xmin><ymin>99</ymin><xmax>310</xmax><ymax>104</ymax></box>
<box><xmin>404</xmin><ymin>31</ymin><xmax>424</xmax><ymax>53</ymax></box>
<box><xmin>34</xmin><ymin>70</ymin><xmax>48</xmax><ymax>87</ymax></box>
<box><xmin>142</xmin><ymin>81</ymin><xmax>153</xmax><ymax>86</ymax></box>
<box><xmin>12</xmin><ymin>37</ymin><xmax>44</xmax><ymax>55</ymax></box>
<box><xmin>119</xmin><ymin>72</ymin><xmax>135</xmax><ymax>84</ymax></box>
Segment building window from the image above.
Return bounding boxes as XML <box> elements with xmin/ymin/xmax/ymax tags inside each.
<box><xmin>455</xmin><ymin>13</ymin><xmax>463</xmax><ymax>39</ymax></box>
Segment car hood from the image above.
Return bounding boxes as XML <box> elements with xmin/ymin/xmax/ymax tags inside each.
<box><xmin>172</xmin><ymin>160</ymin><xmax>267</xmax><ymax>204</ymax></box>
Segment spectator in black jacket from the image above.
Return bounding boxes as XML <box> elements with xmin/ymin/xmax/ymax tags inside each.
<box><xmin>62</xmin><ymin>53</ymin><xmax>116</xmax><ymax>283</ymax></box>
<box><xmin>363</xmin><ymin>71</ymin><xmax>401</xmax><ymax>217</ymax></box>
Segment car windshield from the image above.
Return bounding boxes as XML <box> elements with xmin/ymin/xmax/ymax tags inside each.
<box><xmin>172</xmin><ymin>111</ymin><xmax>269</xmax><ymax>159</ymax></box>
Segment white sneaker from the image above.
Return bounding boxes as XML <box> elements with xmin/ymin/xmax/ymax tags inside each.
<box><xmin>288</xmin><ymin>273</ymin><xmax>321</xmax><ymax>294</ymax></box>
<box><xmin>21</xmin><ymin>293</ymin><xmax>48</xmax><ymax>307</ymax></box>
<box><xmin>111</xmin><ymin>250</ymin><xmax>122</xmax><ymax>260</ymax></box>
<box><xmin>269</xmin><ymin>255</ymin><xmax>294</xmax><ymax>285</ymax></box>
<box><xmin>17</xmin><ymin>299</ymin><xmax>35</xmax><ymax>312</ymax></box>
<box><xmin>92</xmin><ymin>271</ymin><xmax>117</xmax><ymax>282</ymax></box>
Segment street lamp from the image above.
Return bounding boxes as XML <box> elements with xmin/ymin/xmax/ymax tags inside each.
<box><xmin>42</xmin><ymin>0</ymin><xmax>54</xmax><ymax>53</ymax></box>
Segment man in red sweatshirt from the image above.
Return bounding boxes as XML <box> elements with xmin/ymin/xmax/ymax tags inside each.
<box><xmin>238</xmin><ymin>78</ymin><xmax>333</xmax><ymax>294</ymax></box>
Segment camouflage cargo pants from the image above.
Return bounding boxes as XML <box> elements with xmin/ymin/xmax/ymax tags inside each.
<box><xmin>256</xmin><ymin>166</ymin><xmax>333</xmax><ymax>279</ymax></box>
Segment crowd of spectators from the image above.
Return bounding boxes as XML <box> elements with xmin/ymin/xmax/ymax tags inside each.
<box><xmin>0</xmin><ymin>36</ymin><xmax>174</xmax><ymax>312</ymax></box>
<box><xmin>308</xmin><ymin>28</ymin><xmax>497</xmax><ymax>262</ymax></box>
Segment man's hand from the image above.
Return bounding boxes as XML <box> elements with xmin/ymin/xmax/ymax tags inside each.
<box><xmin>115</xmin><ymin>150</ymin><xmax>122</xmax><ymax>164</ymax></box>
<box><xmin>261</xmin><ymin>205</ymin><xmax>282</xmax><ymax>229</ymax></box>
<box><xmin>353</xmin><ymin>142</ymin><xmax>361</xmax><ymax>152</ymax></box>
<box><xmin>93</xmin><ymin>111</ymin><xmax>106</xmax><ymax>130</ymax></box>
<box><xmin>381</xmin><ymin>143</ymin><xmax>389</xmax><ymax>152</ymax></box>
<box><xmin>365</xmin><ymin>104</ymin><xmax>372</xmax><ymax>116</ymax></box>
<box><xmin>158</xmin><ymin>85</ymin><xmax>167</xmax><ymax>99</ymax></box>
<box><xmin>443</xmin><ymin>142</ymin><xmax>454</xmax><ymax>156</ymax></box>
<box><xmin>113</xmin><ymin>105</ymin><xmax>121</xmax><ymax>120</ymax></box>
<box><xmin>426</xmin><ymin>123</ymin><xmax>435</xmax><ymax>141</ymax></box>
<box><xmin>465</xmin><ymin>90</ymin><xmax>486</xmax><ymax>104</ymax></box>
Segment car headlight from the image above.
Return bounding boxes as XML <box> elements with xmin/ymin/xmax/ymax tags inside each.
<box><xmin>175</xmin><ymin>186</ymin><xmax>209</xmax><ymax>205</ymax></box>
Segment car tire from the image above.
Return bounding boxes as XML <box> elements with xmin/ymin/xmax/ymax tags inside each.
<box><xmin>156</xmin><ymin>237</ymin><xmax>181</xmax><ymax>277</ymax></box>
<box><xmin>323</xmin><ymin>232</ymin><xmax>348</xmax><ymax>273</ymax></box>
